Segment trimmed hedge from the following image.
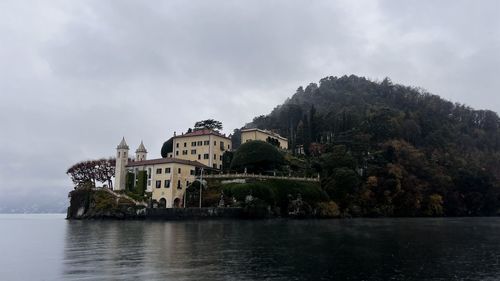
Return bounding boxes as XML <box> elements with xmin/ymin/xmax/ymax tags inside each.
<box><xmin>136</xmin><ymin>170</ymin><xmax>147</xmax><ymax>196</ymax></box>
<box><xmin>222</xmin><ymin>179</ymin><xmax>328</xmax><ymax>211</ymax></box>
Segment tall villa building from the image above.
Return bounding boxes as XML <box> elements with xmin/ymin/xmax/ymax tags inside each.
<box><xmin>114</xmin><ymin>136</ymin><xmax>209</xmax><ymax>208</ymax></box>
<box><xmin>241</xmin><ymin>128</ymin><xmax>288</xmax><ymax>149</ymax></box>
<box><xmin>126</xmin><ymin>158</ymin><xmax>206</xmax><ymax>208</ymax></box>
<box><xmin>171</xmin><ymin>129</ymin><xmax>232</xmax><ymax>170</ymax></box>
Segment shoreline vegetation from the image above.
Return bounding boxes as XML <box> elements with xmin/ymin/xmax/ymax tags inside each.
<box><xmin>66</xmin><ymin>179</ymin><xmax>341</xmax><ymax>220</ymax></box>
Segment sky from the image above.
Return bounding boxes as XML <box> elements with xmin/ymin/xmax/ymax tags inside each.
<box><xmin>0</xmin><ymin>0</ymin><xmax>499</xmax><ymax>212</ymax></box>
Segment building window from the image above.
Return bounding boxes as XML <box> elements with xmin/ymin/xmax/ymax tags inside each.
<box><xmin>147</xmin><ymin>180</ymin><xmax>151</xmax><ymax>186</ymax></box>
<box><xmin>178</xmin><ymin>168</ymin><xmax>181</xmax><ymax>173</ymax></box>
<box><xmin>204</xmin><ymin>140</ymin><xmax>209</xmax><ymax>145</ymax></box>
<box><xmin>191</xmin><ymin>141</ymin><xmax>196</xmax><ymax>146</ymax></box>
<box><xmin>214</xmin><ymin>141</ymin><xmax>216</xmax><ymax>146</ymax></box>
<box><xmin>186</xmin><ymin>180</ymin><xmax>190</xmax><ymax>187</ymax></box>
<box><xmin>191</xmin><ymin>149</ymin><xmax>196</xmax><ymax>155</ymax></box>
<box><xmin>148</xmin><ymin>168</ymin><xmax>151</xmax><ymax>179</ymax></box>
<box><xmin>198</xmin><ymin>154</ymin><xmax>201</xmax><ymax>160</ymax></box>
<box><xmin>213</xmin><ymin>164</ymin><xmax>217</xmax><ymax>169</ymax></box>
<box><xmin>165</xmin><ymin>167</ymin><xmax>171</xmax><ymax>173</ymax></box>
<box><xmin>197</xmin><ymin>141</ymin><xmax>203</xmax><ymax>146</ymax></box>
<box><xmin>204</xmin><ymin>154</ymin><xmax>209</xmax><ymax>159</ymax></box>
<box><xmin>164</xmin><ymin>180</ymin><xmax>170</xmax><ymax>188</ymax></box>
<box><xmin>184</xmin><ymin>142</ymin><xmax>187</xmax><ymax>147</ymax></box>
<box><xmin>228</xmin><ymin>144</ymin><xmax>230</xmax><ymax>149</ymax></box>
<box><xmin>182</xmin><ymin>150</ymin><xmax>188</xmax><ymax>155</ymax></box>
<box><xmin>220</xmin><ymin>155</ymin><xmax>223</xmax><ymax>161</ymax></box>
<box><xmin>176</xmin><ymin>151</ymin><xmax>179</xmax><ymax>156</ymax></box>
<box><xmin>190</xmin><ymin>169</ymin><xmax>195</xmax><ymax>175</ymax></box>
<box><xmin>156</xmin><ymin>180</ymin><xmax>161</xmax><ymax>188</ymax></box>
<box><xmin>118</xmin><ymin>151</ymin><xmax>120</xmax><ymax>157</ymax></box>
<box><xmin>156</xmin><ymin>168</ymin><xmax>162</xmax><ymax>174</ymax></box>
<box><xmin>176</xmin><ymin>143</ymin><xmax>179</xmax><ymax>148</ymax></box>
<box><xmin>220</xmin><ymin>141</ymin><xmax>224</xmax><ymax>150</ymax></box>
<box><xmin>177</xmin><ymin>180</ymin><xmax>181</xmax><ymax>189</ymax></box>
<box><xmin>214</xmin><ymin>154</ymin><xmax>217</xmax><ymax>160</ymax></box>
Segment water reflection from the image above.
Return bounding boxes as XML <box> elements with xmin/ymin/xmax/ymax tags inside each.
<box><xmin>62</xmin><ymin>218</ymin><xmax>500</xmax><ymax>280</ymax></box>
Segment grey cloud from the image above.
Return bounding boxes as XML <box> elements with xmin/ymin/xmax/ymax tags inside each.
<box><xmin>0</xmin><ymin>0</ymin><xmax>499</xmax><ymax>212</ymax></box>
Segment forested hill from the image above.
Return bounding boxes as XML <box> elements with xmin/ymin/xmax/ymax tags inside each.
<box><xmin>248</xmin><ymin>75</ymin><xmax>500</xmax><ymax>216</ymax></box>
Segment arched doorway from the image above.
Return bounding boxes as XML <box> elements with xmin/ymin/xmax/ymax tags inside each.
<box><xmin>173</xmin><ymin>198</ymin><xmax>181</xmax><ymax>208</ymax></box>
<box><xmin>158</xmin><ymin>198</ymin><xmax>166</xmax><ymax>208</ymax></box>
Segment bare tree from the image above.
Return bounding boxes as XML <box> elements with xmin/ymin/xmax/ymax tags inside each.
<box><xmin>67</xmin><ymin>158</ymin><xmax>116</xmax><ymax>188</ymax></box>
<box><xmin>95</xmin><ymin>158</ymin><xmax>116</xmax><ymax>189</ymax></box>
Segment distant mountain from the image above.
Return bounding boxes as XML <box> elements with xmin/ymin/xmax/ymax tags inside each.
<box><xmin>0</xmin><ymin>193</ymin><xmax>68</xmax><ymax>214</ymax></box>
<box><xmin>247</xmin><ymin>75</ymin><xmax>500</xmax><ymax>217</ymax></box>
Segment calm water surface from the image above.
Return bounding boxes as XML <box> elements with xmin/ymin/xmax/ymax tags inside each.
<box><xmin>1</xmin><ymin>214</ymin><xmax>500</xmax><ymax>280</ymax></box>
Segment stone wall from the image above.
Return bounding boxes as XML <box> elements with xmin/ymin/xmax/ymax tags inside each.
<box><xmin>146</xmin><ymin>207</ymin><xmax>243</xmax><ymax>220</ymax></box>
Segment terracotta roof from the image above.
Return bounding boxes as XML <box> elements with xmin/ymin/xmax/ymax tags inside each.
<box><xmin>126</xmin><ymin>157</ymin><xmax>209</xmax><ymax>168</ymax></box>
<box><xmin>174</xmin><ymin>129</ymin><xmax>230</xmax><ymax>139</ymax></box>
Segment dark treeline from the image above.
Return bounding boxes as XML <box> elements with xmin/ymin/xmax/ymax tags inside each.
<box><xmin>248</xmin><ymin>75</ymin><xmax>500</xmax><ymax>217</ymax></box>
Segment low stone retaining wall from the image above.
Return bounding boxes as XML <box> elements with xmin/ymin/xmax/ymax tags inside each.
<box><xmin>146</xmin><ymin>207</ymin><xmax>244</xmax><ymax>220</ymax></box>
<box><xmin>203</xmin><ymin>173</ymin><xmax>320</xmax><ymax>182</ymax></box>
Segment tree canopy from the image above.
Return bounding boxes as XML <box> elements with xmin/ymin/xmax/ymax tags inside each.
<box><xmin>161</xmin><ymin>137</ymin><xmax>173</xmax><ymax>158</ymax></box>
<box><xmin>230</xmin><ymin>140</ymin><xmax>285</xmax><ymax>173</ymax></box>
<box><xmin>194</xmin><ymin>119</ymin><xmax>223</xmax><ymax>131</ymax></box>
<box><xmin>67</xmin><ymin>158</ymin><xmax>116</xmax><ymax>188</ymax></box>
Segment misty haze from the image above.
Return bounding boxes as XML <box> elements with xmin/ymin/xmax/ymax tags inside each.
<box><xmin>1</xmin><ymin>1</ymin><xmax>500</xmax><ymax>280</ymax></box>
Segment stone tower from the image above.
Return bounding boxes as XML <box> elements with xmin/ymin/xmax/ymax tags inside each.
<box><xmin>135</xmin><ymin>141</ymin><xmax>147</xmax><ymax>161</ymax></box>
<box><xmin>115</xmin><ymin>137</ymin><xmax>129</xmax><ymax>191</ymax></box>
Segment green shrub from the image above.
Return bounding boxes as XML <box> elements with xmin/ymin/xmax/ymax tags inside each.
<box><xmin>230</xmin><ymin>140</ymin><xmax>285</xmax><ymax>173</ymax></box>
<box><xmin>316</xmin><ymin>201</ymin><xmax>340</xmax><ymax>218</ymax></box>
<box><xmin>135</xmin><ymin>170</ymin><xmax>147</xmax><ymax>196</ymax></box>
<box><xmin>125</xmin><ymin>172</ymin><xmax>135</xmax><ymax>191</ymax></box>
<box><xmin>94</xmin><ymin>190</ymin><xmax>118</xmax><ymax>211</ymax></box>
<box><xmin>125</xmin><ymin>191</ymin><xmax>146</xmax><ymax>202</ymax></box>
<box><xmin>223</xmin><ymin>182</ymin><xmax>276</xmax><ymax>204</ymax></box>
<box><xmin>223</xmin><ymin>179</ymin><xmax>328</xmax><ymax>213</ymax></box>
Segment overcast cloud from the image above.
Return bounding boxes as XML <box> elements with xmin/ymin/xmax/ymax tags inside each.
<box><xmin>0</xmin><ymin>0</ymin><xmax>499</xmax><ymax>212</ymax></box>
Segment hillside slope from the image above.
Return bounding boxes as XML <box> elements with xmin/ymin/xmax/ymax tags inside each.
<box><xmin>247</xmin><ymin>75</ymin><xmax>500</xmax><ymax>216</ymax></box>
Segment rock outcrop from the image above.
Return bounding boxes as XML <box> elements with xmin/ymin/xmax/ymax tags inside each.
<box><xmin>67</xmin><ymin>188</ymin><xmax>146</xmax><ymax>220</ymax></box>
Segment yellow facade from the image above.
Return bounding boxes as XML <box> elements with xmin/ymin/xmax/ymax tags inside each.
<box><xmin>127</xmin><ymin>159</ymin><xmax>202</xmax><ymax>208</ymax></box>
<box><xmin>241</xmin><ymin>128</ymin><xmax>288</xmax><ymax>149</ymax></box>
<box><xmin>172</xmin><ymin>130</ymin><xmax>231</xmax><ymax>170</ymax></box>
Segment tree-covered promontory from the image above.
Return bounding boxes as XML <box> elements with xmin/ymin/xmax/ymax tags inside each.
<box><xmin>247</xmin><ymin>75</ymin><xmax>500</xmax><ymax>217</ymax></box>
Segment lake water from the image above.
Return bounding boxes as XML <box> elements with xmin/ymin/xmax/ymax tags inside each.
<box><xmin>2</xmin><ymin>215</ymin><xmax>500</xmax><ymax>280</ymax></box>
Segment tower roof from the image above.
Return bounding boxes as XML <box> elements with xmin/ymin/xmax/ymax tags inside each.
<box><xmin>117</xmin><ymin>137</ymin><xmax>129</xmax><ymax>150</ymax></box>
<box><xmin>136</xmin><ymin>141</ymin><xmax>147</xmax><ymax>153</ymax></box>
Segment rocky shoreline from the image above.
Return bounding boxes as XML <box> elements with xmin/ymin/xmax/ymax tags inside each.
<box><xmin>66</xmin><ymin>188</ymin><xmax>246</xmax><ymax>220</ymax></box>
<box><xmin>66</xmin><ymin>188</ymin><xmax>146</xmax><ymax>220</ymax></box>
<box><xmin>66</xmin><ymin>187</ymin><xmax>334</xmax><ymax>220</ymax></box>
